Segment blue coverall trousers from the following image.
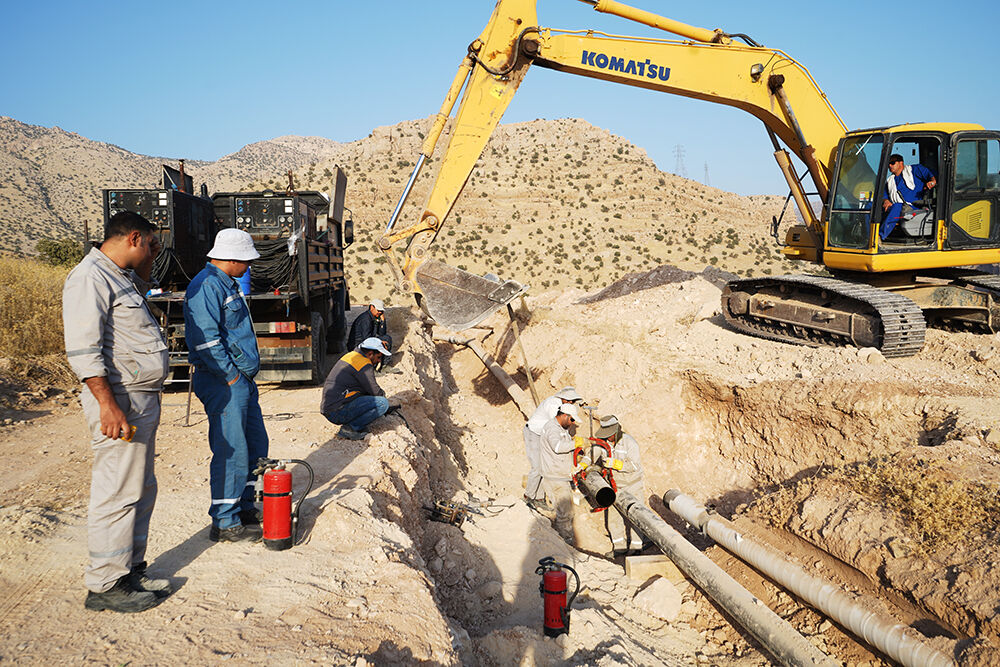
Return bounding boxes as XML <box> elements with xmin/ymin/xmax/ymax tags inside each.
<box><xmin>324</xmin><ymin>395</ymin><xmax>389</xmax><ymax>432</ymax></box>
<box><xmin>193</xmin><ymin>372</ymin><xmax>269</xmax><ymax>529</ymax></box>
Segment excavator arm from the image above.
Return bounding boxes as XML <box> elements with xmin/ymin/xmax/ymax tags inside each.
<box><xmin>380</xmin><ymin>0</ymin><xmax>848</xmax><ymax>330</ymax></box>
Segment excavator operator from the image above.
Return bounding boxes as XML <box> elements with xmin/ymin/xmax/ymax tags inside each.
<box><xmin>881</xmin><ymin>154</ymin><xmax>937</xmax><ymax>239</ymax></box>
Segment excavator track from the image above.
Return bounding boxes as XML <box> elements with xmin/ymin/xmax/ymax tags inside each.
<box><xmin>722</xmin><ymin>274</ymin><xmax>927</xmax><ymax>358</ymax></box>
<box><xmin>913</xmin><ymin>269</ymin><xmax>1000</xmax><ymax>333</ymax></box>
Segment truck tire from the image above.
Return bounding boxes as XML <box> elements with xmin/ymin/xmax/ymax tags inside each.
<box><xmin>310</xmin><ymin>311</ymin><xmax>327</xmax><ymax>385</ymax></box>
<box><xmin>328</xmin><ymin>286</ymin><xmax>348</xmax><ymax>353</ymax></box>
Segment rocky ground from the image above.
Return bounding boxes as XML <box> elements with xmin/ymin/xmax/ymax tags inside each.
<box><xmin>2</xmin><ymin>273</ymin><xmax>1000</xmax><ymax>665</ymax></box>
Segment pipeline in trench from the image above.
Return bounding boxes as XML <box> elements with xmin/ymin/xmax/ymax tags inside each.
<box><xmin>429</xmin><ymin>323</ymin><xmax>985</xmax><ymax>662</ymax></box>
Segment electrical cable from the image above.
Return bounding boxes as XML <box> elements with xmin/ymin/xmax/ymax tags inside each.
<box><xmin>249</xmin><ymin>238</ymin><xmax>297</xmax><ymax>292</ymax></box>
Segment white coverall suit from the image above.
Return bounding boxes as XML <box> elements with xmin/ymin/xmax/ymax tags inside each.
<box><xmin>538</xmin><ymin>417</ymin><xmax>577</xmax><ymax>541</ymax></box>
<box><xmin>523</xmin><ymin>395</ymin><xmax>564</xmax><ymax>500</ymax></box>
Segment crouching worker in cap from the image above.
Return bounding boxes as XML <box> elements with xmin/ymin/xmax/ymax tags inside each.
<box><xmin>321</xmin><ymin>337</ymin><xmax>392</xmax><ymax>440</ymax></box>
<box><xmin>539</xmin><ymin>403</ymin><xmax>582</xmax><ymax>545</ymax></box>
<box><xmin>185</xmin><ymin>228</ymin><xmax>269</xmax><ymax>543</ymax></box>
<box><xmin>523</xmin><ymin>386</ymin><xmax>584</xmax><ymax>512</ymax></box>
<box><xmin>594</xmin><ymin>415</ymin><xmax>646</xmax><ymax>558</ymax></box>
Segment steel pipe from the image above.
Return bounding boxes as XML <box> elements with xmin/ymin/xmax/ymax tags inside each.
<box><xmin>432</xmin><ymin>329</ymin><xmax>534</xmax><ymax>419</ymax></box>
<box><xmin>664</xmin><ymin>490</ymin><xmax>955</xmax><ymax>667</ymax></box>
<box><xmin>576</xmin><ymin>473</ymin><xmax>836</xmax><ymax>666</ymax></box>
<box><xmin>576</xmin><ymin>468</ymin><xmax>616</xmax><ymax>509</ymax></box>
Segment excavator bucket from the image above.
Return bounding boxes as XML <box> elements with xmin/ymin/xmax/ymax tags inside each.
<box><xmin>414</xmin><ymin>259</ymin><xmax>528</xmax><ymax>331</ymax></box>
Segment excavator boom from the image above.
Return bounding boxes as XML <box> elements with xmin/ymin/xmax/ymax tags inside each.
<box><xmin>380</xmin><ymin>0</ymin><xmax>847</xmax><ymax>330</ymax></box>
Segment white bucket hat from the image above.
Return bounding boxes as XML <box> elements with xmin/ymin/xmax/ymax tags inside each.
<box><xmin>360</xmin><ymin>337</ymin><xmax>392</xmax><ymax>357</ymax></box>
<box><xmin>554</xmin><ymin>386</ymin><xmax>583</xmax><ymax>402</ymax></box>
<box><xmin>208</xmin><ymin>228</ymin><xmax>261</xmax><ymax>261</ymax></box>
<box><xmin>557</xmin><ymin>403</ymin><xmax>580</xmax><ymax>423</ymax></box>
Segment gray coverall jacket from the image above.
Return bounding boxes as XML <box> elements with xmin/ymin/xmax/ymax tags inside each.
<box><xmin>63</xmin><ymin>247</ymin><xmax>169</xmax><ymax>592</ymax></box>
<box><xmin>603</xmin><ymin>433</ymin><xmax>646</xmax><ymax>552</ymax></box>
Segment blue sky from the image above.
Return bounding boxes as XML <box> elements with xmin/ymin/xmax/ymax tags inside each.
<box><xmin>3</xmin><ymin>0</ymin><xmax>998</xmax><ymax>195</ymax></box>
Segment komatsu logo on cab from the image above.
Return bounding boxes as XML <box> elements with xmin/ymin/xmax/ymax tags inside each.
<box><xmin>582</xmin><ymin>50</ymin><xmax>670</xmax><ymax>81</ymax></box>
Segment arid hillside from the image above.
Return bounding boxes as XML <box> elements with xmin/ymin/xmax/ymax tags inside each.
<box><xmin>0</xmin><ymin>115</ymin><xmax>800</xmax><ymax>306</ymax></box>
<box><xmin>0</xmin><ymin>116</ymin><xmax>341</xmax><ymax>256</ymax></box>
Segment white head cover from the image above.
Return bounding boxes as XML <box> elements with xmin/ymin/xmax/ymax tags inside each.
<box><xmin>359</xmin><ymin>337</ymin><xmax>391</xmax><ymax>357</ymax></box>
<box><xmin>370</xmin><ymin>299</ymin><xmax>386</xmax><ymax>312</ymax></box>
<box><xmin>557</xmin><ymin>403</ymin><xmax>580</xmax><ymax>422</ymax></box>
<box><xmin>208</xmin><ymin>228</ymin><xmax>261</xmax><ymax>261</ymax></box>
<box><xmin>554</xmin><ymin>386</ymin><xmax>583</xmax><ymax>402</ymax></box>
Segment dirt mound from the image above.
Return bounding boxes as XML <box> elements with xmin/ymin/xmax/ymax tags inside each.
<box><xmin>577</xmin><ymin>264</ymin><xmax>739</xmax><ymax>305</ymax></box>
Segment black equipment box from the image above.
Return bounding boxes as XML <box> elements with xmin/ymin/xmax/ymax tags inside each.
<box><xmin>102</xmin><ymin>188</ymin><xmax>215</xmax><ymax>289</ymax></box>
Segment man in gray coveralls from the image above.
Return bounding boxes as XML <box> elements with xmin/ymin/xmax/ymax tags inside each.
<box><xmin>63</xmin><ymin>211</ymin><xmax>173</xmax><ymax>613</ymax></box>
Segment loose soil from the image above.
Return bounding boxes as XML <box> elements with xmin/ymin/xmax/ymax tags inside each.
<box><xmin>3</xmin><ymin>272</ymin><xmax>999</xmax><ymax>665</ymax></box>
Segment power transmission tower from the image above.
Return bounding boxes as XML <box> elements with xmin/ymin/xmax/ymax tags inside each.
<box><xmin>704</xmin><ymin>162</ymin><xmax>711</xmax><ymax>187</ymax></box>
<box><xmin>673</xmin><ymin>144</ymin><xmax>687</xmax><ymax>179</ymax></box>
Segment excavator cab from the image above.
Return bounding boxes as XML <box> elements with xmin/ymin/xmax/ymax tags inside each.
<box><xmin>826</xmin><ymin>125</ymin><xmax>1000</xmax><ymax>262</ymax></box>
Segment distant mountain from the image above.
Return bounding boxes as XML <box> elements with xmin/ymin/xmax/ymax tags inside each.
<box><xmin>0</xmin><ymin>114</ymin><xmax>795</xmax><ymax>307</ymax></box>
<box><xmin>0</xmin><ymin>116</ymin><xmax>344</xmax><ymax>255</ymax></box>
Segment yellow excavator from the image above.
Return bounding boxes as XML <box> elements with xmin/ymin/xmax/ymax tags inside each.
<box><xmin>379</xmin><ymin>0</ymin><xmax>1000</xmax><ymax>356</ymax></box>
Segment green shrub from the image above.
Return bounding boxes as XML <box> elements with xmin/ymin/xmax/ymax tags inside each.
<box><xmin>36</xmin><ymin>238</ymin><xmax>84</xmax><ymax>267</ymax></box>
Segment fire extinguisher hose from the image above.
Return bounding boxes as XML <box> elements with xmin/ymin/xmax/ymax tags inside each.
<box><xmin>284</xmin><ymin>459</ymin><xmax>314</xmax><ymax>544</ymax></box>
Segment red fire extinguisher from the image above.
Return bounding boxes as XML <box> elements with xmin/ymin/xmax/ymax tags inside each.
<box><xmin>253</xmin><ymin>458</ymin><xmax>314</xmax><ymax>551</ymax></box>
<box><xmin>535</xmin><ymin>556</ymin><xmax>581</xmax><ymax>637</ymax></box>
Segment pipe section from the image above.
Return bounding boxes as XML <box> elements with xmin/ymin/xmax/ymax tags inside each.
<box><xmin>664</xmin><ymin>490</ymin><xmax>955</xmax><ymax>667</ymax></box>
<box><xmin>432</xmin><ymin>329</ymin><xmax>534</xmax><ymax>419</ymax></box>
<box><xmin>576</xmin><ymin>473</ymin><xmax>836</xmax><ymax>667</ymax></box>
<box><xmin>576</xmin><ymin>468</ymin><xmax>616</xmax><ymax>509</ymax></box>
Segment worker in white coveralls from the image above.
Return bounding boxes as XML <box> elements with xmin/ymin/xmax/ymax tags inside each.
<box><xmin>522</xmin><ymin>386</ymin><xmax>584</xmax><ymax>511</ymax></box>
<box><xmin>538</xmin><ymin>402</ymin><xmax>582</xmax><ymax>544</ymax></box>
<box><xmin>594</xmin><ymin>415</ymin><xmax>647</xmax><ymax>558</ymax></box>
<box><xmin>63</xmin><ymin>210</ymin><xmax>172</xmax><ymax>614</ymax></box>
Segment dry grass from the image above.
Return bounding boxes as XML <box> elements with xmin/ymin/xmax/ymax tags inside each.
<box><xmin>0</xmin><ymin>255</ymin><xmax>68</xmax><ymax>357</ymax></box>
<box><xmin>0</xmin><ymin>256</ymin><xmax>75</xmax><ymax>406</ymax></box>
<box><xmin>846</xmin><ymin>455</ymin><xmax>1000</xmax><ymax>550</ymax></box>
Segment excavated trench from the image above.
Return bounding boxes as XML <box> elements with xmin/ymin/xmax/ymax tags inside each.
<box><xmin>366</xmin><ymin>290</ymin><xmax>1000</xmax><ymax>664</ymax></box>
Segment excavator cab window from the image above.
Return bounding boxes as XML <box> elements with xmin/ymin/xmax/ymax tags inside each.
<box><xmin>948</xmin><ymin>133</ymin><xmax>1000</xmax><ymax>248</ymax></box>
<box><xmin>877</xmin><ymin>136</ymin><xmax>941</xmax><ymax>246</ymax></box>
<box><xmin>828</xmin><ymin>134</ymin><xmax>883</xmax><ymax>249</ymax></box>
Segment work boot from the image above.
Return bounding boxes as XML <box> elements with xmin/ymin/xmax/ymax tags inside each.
<box><xmin>128</xmin><ymin>561</ymin><xmax>173</xmax><ymax>598</ymax></box>
<box><xmin>524</xmin><ymin>496</ymin><xmax>551</xmax><ymax>512</ymax></box>
<box><xmin>210</xmin><ymin>523</ymin><xmax>262</xmax><ymax>543</ymax></box>
<box><xmin>337</xmin><ymin>426</ymin><xmax>367</xmax><ymax>441</ymax></box>
<box><xmin>239</xmin><ymin>508</ymin><xmax>263</xmax><ymax>526</ymax></box>
<box><xmin>84</xmin><ymin>575</ymin><xmax>159</xmax><ymax>613</ymax></box>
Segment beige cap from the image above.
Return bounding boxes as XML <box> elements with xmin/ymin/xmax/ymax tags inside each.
<box><xmin>557</xmin><ymin>403</ymin><xmax>580</xmax><ymax>423</ymax></box>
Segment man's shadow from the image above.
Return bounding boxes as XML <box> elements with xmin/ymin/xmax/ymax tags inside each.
<box><xmin>150</xmin><ymin>435</ymin><xmax>364</xmax><ymax>589</ymax></box>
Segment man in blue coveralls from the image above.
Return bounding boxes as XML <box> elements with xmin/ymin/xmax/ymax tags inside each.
<box><xmin>881</xmin><ymin>153</ymin><xmax>937</xmax><ymax>239</ymax></box>
<box><xmin>185</xmin><ymin>229</ymin><xmax>269</xmax><ymax>543</ymax></box>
